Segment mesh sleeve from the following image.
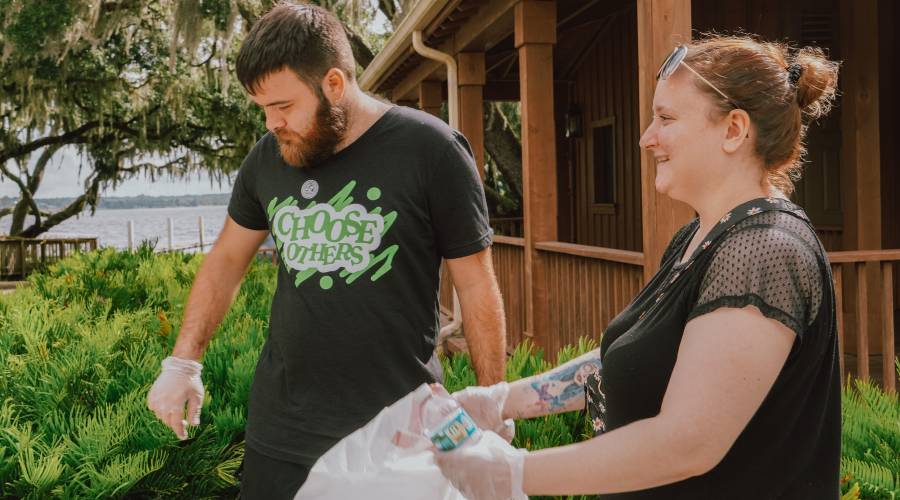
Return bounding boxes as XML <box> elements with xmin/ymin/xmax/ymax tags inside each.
<box><xmin>687</xmin><ymin>225</ymin><xmax>823</xmax><ymax>338</ymax></box>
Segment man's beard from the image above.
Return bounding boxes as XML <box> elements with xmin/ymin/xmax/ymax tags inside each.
<box><xmin>275</xmin><ymin>94</ymin><xmax>349</xmax><ymax>168</ymax></box>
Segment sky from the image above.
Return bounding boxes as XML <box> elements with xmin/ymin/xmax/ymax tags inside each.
<box><xmin>1</xmin><ymin>3</ymin><xmax>392</xmax><ymax>201</ymax></box>
<box><xmin>0</xmin><ymin>146</ymin><xmax>234</xmax><ymax>198</ymax></box>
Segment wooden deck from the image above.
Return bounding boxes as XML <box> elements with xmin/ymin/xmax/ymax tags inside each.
<box><xmin>0</xmin><ymin>237</ymin><xmax>98</xmax><ymax>280</ymax></box>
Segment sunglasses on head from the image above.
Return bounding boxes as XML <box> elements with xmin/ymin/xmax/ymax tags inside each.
<box><xmin>657</xmin><ymin>45</ymin><xmax>739</xmax><ymax>109</ymax></box>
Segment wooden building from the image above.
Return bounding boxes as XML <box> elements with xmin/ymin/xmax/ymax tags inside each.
<box><xmin>360</xmin><ymin>0</ymin><xmax>899</xmax><ymax>389</ymax></box>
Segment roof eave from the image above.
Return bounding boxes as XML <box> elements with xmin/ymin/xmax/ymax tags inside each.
<box><xmin>359</xmin><ymin>0</ymin><xmax>447</xmax><ymax>93</ymax></box>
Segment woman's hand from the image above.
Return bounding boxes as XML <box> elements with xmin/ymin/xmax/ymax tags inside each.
<box><xmin>434</xmin><ymin>432</ymin><xmax>527</xmax><ymax>500</ymax></box>
<box><xmin>452</xmin><ymin>382</ymin><xmax>515</xmax><ymax>442</ymax></box>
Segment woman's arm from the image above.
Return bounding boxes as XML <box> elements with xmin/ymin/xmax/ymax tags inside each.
<box><xmin>521</xmin><ymin>306</ymin><xmax>795</xmax><ymax>495</ymax></box>
<box><xmin>502</xmin><ymin>348</ymin><xmax>603</xmax><ymax>420</ymax></box>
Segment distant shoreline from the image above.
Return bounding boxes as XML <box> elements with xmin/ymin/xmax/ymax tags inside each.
<box><xmin>0</xmin><ymin>193</ymin><xmax>231</xmax><ymax>211</ymax></box>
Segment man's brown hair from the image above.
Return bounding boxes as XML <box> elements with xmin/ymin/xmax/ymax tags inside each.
<box><xmin>236</xmin><ymin>2</ymin><xmax>355</xmax><ymax>95</ymax></box>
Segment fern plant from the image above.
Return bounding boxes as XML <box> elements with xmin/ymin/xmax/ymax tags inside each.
<box><xmin>840</xmin><ymin>360</ymin><xmax>900</xmax><ymax>499</ymax></box>
<box><xmin>2</xmin><ymin>248</ymin><xmax>898</xmax><ymax>499</ymax></box>
<box><xmin>0</xmin><ymin>249</ymin><xmax>277</xmax><ymax>498</ymax></box>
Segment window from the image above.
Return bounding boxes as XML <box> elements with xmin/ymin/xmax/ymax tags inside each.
<box><xmin>591</xmin><ymin>120</ymin><xmax>615</xmax><ymax>206</ymax></box>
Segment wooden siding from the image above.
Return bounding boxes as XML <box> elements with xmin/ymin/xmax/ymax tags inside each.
<box><xmin>692</xmin><ymin>0</ymin><xmax>845</xmax><ymax>235</ymax></box>
<box><xmin>492</xmin><ymin>237</ymin><xmax>527</xmax><ymax>348</ymax></box>
<box><xmin>879</xmin><ymin>0</ymin><xmax>900</xmax><ymax>354</ymax></box>
<box><xmin>539</xmin><ymin>242</ymin><xmax>644</xmax><ymax>355</ymax></box>
<box><xmin>817</xmin><ymin>226</ymin><xmax>844</xmax><ymax>252</ymax></box>
<box><xmin>571</xmin><ymin>5</ymin><xmax>643</xmax><ymax>252</ymax></box>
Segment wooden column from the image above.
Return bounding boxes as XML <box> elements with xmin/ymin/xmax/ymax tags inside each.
<box><xmin>458</xmin><ymin>52</ymin><xmax>486</xmax><ymax>178</ymax></box>
<box><xmin>636</xmin><ymin>0</ymin><xmax>695</xmax><ymax>282</ymax></box>
<box><xmin>418</xmin><ymin>80</ymin><xmax>443</xmax><ymax>117</ymax></box>
<box><xmin>840</xmin><ymin>0</ymin><xmax>883</xmax><ymax>372</ymax></box>
<box><xmin>516</xmin><ymin>0</ymin><xmax>557</xmax><ymax>349</ymax></box>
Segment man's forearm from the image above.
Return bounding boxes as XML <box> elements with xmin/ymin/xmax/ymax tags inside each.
<box><xmin>457</xmin><ymin>282</ymin><xmax>506</xmax><ymax>385</ymax></box>
<box><xmin>503</xmin><ymin>348</ymin><xmax>602</xmax><ymax>419</ymax></box>
<box><xmin>172</xmin><ymin>252</ymin><xmax>250</xmax><ymax>360</ymax></box>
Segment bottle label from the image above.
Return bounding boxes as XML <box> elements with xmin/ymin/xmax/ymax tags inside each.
<box><xmin>426</xmin><ymin>407</ymin><xmax>478</xmax><ymax>451</ymax></box>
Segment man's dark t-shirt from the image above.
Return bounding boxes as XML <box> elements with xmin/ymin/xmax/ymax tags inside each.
<box><xmin>227</xmin><ymin>106</ymin><xmax>492</xmax><ymax>465</ymax></box>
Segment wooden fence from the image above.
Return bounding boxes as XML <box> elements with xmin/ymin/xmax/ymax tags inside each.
<box><xmin>0</xmin><ymin>238</ymin><xmax>98</xmax><ymax>280</ymax></box>
<box><xmin>472</xmin><ymin>241</ymin><xmax>899</xmax><ymax>391</ymax></box>
<box><xmin>536</xmin><ymin>242</ymin><xmax>644</xmax><ymax>357</ymax></box>
<box><xmin>492</xmin><ymin>237</ymin><xmax>527</xmax><ymax>347</ymax></box>
<box><xmin>829</xmin><ymin>250</ymin><xmax>900</xmax><ymax>392</ymax></box>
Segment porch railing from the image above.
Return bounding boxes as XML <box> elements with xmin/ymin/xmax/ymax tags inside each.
<box><xmin>0</xmin><ymin>237</ymin><xmax>99</xmax><ymax>280</ymax></box>
<box><xmin>490</xmin><ymin>217</ymin><xmax>524</xmax><ymax>237</ymax></box>
<box><xmin>829</xmin><ymin>250</ymin><xmax>900</xmax><ymax>392</ymax></box>
<box><xmin>438</xmin><ymin>236</ymin><xmax>527</xmax><ymax>345</ymax></box>
<box><xmin>492</xmin><ymin>236</ymin><xmax>527</xmax><ymax>346</ymax></box>
<box><xmin>535</xmin><ymin>241</ymin><xmax>644</xmax><ymax>356</ymax></box>
<box><xmin>482</xmin><ymin>237</ymin><xmax>644</xmax><ymax>356</ymax></box>
<box><xmin>472</xmin><ymin>240</ymin><xmax>899</xmax><ymax>391</ymax></box>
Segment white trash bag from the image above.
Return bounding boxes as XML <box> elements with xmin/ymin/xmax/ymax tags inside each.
<box><xmin>294</xmin><ymin>383</ymin><xmax>513</xmax><ymax>500</ymax></box>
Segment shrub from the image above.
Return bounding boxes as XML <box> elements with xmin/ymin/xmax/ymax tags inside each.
<box><xmin>1</xmin><ymin>249</ymin><xmax>897</xmax><ymax>498</ymax></box>
<box><xmin>0</xmin><ymin>248</ymin><xmax>276</xmax><ymax>498</ymax></box>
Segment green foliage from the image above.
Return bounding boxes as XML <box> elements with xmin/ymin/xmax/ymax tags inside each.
<box><xmin>2</xmin><ymin>250</ymin><xmax>898</xmax><ymax>498</ymax></box>
<box><xmin>0</xmin><ymin>249</ymin><xmax>276</xmax><ymax>498</ymax></box>
<box><xmin>840</xmin><ymin>363</ymin><xmax>900</xmax><ymax>499</ymax></box>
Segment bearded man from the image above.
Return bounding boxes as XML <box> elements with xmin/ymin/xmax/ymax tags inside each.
<box><xmin>145</xmin><ymin>3</ymin><xmax>506</xmax><ymax>498</ymax></box>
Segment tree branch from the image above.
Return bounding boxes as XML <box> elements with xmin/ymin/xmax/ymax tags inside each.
<box><xmin>0</xmin><ymin>121</ymin><xmax>100</xmax><ymax>165</ymax></box>
<box><xmin>17</xmin><ymin>171</ymin><xmax>108</xmax><ymax>238</ymax></box>
<box><xmin>0</xmin><ymin>162</ymin><xmax>42</xmax><ymax>232</ymax></box>
<box><xmin>378</xmin><ymin>0</ymin><xmax>398</xmax><ymax>21</ymax></box>
<box><xmin>344</xmin><ymin>25</ymin><xmax>374</xmax><ymax>68</ymax></box>
<box><xmin>484</xmin><ymin>103</ymin><xmax>523</xmax><ymax>204</ymax></box>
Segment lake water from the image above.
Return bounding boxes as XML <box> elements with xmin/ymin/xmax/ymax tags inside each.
<box><xmin>0</xmin><ymin>205</ymin><xmax>230</xmax><ymax>250</ymax></box>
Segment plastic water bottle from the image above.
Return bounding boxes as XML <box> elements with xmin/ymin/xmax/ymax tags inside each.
<box><xmin>421</xmin><ymin>393</ymin><xmax>481</xmax><ymax>452</ymax></box>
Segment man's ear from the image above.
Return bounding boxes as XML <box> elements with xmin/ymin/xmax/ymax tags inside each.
<box><xmin>722</xmin><ymin>108</ymin><xmax>752</xmax><ymax>154</ymax></box>
<box><xmin>321</xmin><ymin>68</ymin><xmax>347</xmax><ymax>104</ymax></box>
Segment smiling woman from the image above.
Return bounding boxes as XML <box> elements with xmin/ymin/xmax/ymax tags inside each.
<box><xmin>435</xmin><ymin>34</ymin><xmax>844</xmax><ymax>500</ymax></box>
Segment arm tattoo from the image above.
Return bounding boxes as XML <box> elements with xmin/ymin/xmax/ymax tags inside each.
<box><xmin>528</xmin><ymin>351</ymin><xmax>602</xmax><ymax>413</ymax></box>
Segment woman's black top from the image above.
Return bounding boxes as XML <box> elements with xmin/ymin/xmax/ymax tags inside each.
<box><xmin>584</xmin><ymin>197</ymin><xmax>840</xmax><ymax>499</ymax></box>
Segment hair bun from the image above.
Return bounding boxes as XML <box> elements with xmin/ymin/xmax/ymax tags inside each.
<box><xmin>792</xmin><ymin>47</ymin><xmax>840</xmax><ymax>119</ymax></box>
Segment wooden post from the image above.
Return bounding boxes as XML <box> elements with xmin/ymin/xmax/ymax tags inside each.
<box><xmin>832</xmin><ymin>264</ymin><xmax>846</xmax><ymax>381</ymax></box>
<box><xmin>882</xmin><ymin>262</ymin><xmax>895</xmax><ymax>392</ymax></box>
<box><xmin>636</xmin><ymin>0</ymin><xmax>695</xmax><ymax>282</ymax></box>
<box><xmin>127</xmin><ymin>220</ymin><xmax>135</xmax><ymax>251</ymax></box>
<box><xmin>856</xmin><ymin>262</ymin><xmax>869</xmax><ymax>380</ymax></box>
<box><xmin>516</xmin><ymin>0</ymin><xmax>558</xmax><ymax>350</ymax></box>
<box><xmin>198</xmin><ymin>216</ymin><xmax>206</xmax><ymax>251</ymax></box>
<box><xmin>418</xmin><ymin>81</ymin><xmax>443</xmax><ymax>118</ymax></box>
<box><xmin>458</xmin><ymin>52</ymin><xmax>486</xmax><ymax>178</ymax></box>
<box><xmin>167</xmin><ymin>217</ymin><xmax>175</xmax><ymax>251</ymax></box>
<box><xmin>18</xmin><ymin>239</ymin><xmax>25</xmax><ymax>277</ymax></box>
<box><xmin>840</xmin><ymin>0</ymin><xmax>883</xmax><ymax>362</ymax></box>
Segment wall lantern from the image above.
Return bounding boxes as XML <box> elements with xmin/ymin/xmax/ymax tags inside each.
<box><xmin>565</xmin><ymin>103</ymin><xmax>583</xmax><ymax>139</ymax></box>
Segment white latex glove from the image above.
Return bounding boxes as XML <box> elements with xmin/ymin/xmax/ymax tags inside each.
<box><xmin>146</xmin><ymin>356</ymin><xmax>204</xmax><ymax>440</ymax></box>
<box><xmin>452</xmin><ymin>382</ymin><xmax>515</xmax><ymax>442</ymax></box>
<box><xmin>434</xmin><ymin>431</ymin><xmax>527</xmax><ymax>500</ymax></box>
